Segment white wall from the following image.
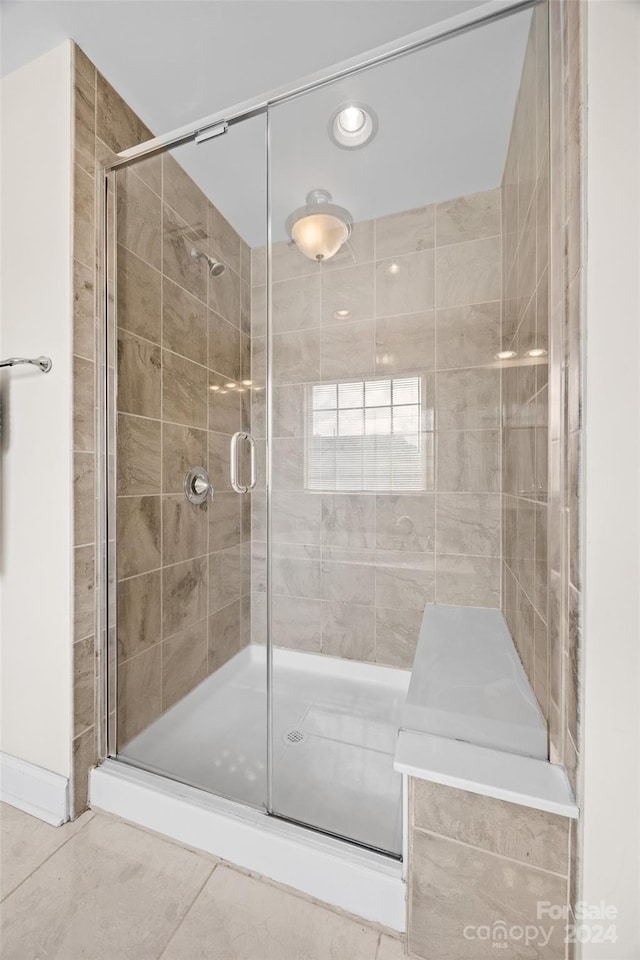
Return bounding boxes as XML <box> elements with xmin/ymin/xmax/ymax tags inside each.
<box><xmin>582</xmin><ymin>2</ymin><xmax>640</xmax><ymax>956</ymax></box>
<box><xmin>0</xmin><ymin>42</ymin><xmax>74</xmax><ymax>779</ymax></box>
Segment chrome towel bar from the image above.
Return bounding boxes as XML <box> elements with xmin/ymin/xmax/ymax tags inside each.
<box><xmin>0</xmin><ymin>356</ymin><xmax>52</xmax><ymax>373</ymax></box>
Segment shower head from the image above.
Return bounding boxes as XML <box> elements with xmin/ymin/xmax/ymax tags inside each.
<box><xmin>190</xmin><ymin>247</ymin><xmax>226</xmax><ymax>277</ymax></box>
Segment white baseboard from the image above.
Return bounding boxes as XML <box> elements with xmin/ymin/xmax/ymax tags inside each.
<box><xmin>91</xmin><ymin>759</ymin><xmax>406</xmax><ymax>931</ymax></box>
<box><xmin>0</xmin><ymin>752</ymin><xmax>69</xmax><ymax>826</ymax></box>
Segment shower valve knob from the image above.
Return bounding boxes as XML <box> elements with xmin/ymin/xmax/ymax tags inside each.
<box><xmin>184</xmin><ymin>466</ymin><xmax>214</xmax><ymax>505</ymax></box>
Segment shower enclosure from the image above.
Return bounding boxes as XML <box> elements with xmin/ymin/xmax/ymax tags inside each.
<box><xmin>103</xmin><ymin>1</ymin><xmax>546</xmax><ymax>862</ymax></box>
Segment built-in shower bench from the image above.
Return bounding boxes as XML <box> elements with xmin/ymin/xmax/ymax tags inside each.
<box><xmin>394</xmin><ymin>604</ymin><xmax>578</xmax><ymax>817</ymax></box>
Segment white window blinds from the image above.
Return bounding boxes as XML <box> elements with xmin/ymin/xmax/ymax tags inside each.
<box><xmin>306</xmin><ymin>376</ymin><xmax>428</xmax><ymax>492</ymax></box>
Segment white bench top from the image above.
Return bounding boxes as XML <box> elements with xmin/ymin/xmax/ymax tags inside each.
<box><xmin>402</xmin><ymin>604</ymin><xmax>547</xmax><ymax>759</ymax></box>
<box><xmin>394</xmin><ymin>604</ymin><xmax>578</xmax><ymax>818</ymax></box>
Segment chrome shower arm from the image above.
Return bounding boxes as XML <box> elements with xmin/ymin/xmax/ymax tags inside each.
<box><xmin>0</xmin><ymin>356</ymin><xmax>52</xmax><ymax>373</ymax></box>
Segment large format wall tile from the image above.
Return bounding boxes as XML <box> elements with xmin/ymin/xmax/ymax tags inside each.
<box><xmin>208</xmin><ymin>261</ymin><xmax>240</xmax><ymax>329</ymax></box>
<box><xmin>163</xmin><ymin>277</ymin><xmax>207</xmax><ymax>364</ymax></box>
<box><xmin>209</xmin><ymin>202</ymin><xmax>242</xmax><ymax>277</ymax></box>
<box><xmin>413</xmin><ymin>779</ymin><xmax>570</xmax><ymax>875</ymax></box>
<box><xmin>117</xmin><ymin>414</ymin><xmax>161</xmax><ymax>496</ymax></box>
<box><xmin>436</xmin><ymin>554</ymin><xmax>501</xmax><ymax>607</ymax></box>
<box><xmin>162</xmin><ymin>350</ymin><xmax>208</xmax><ymax>429</ymax></box>
<box><xmin>161</xmin><ymin>423</ymin><xmax>208</xmax><ymax>494</ymax></box>
<box><xmin>272</xmin><ymin>596</ymin><xmax>322</xmax><ymax>652</ymax></box>
<box><xmin>436</xmin><ymin>493</ymin><xmax>501</xmax><ymax>557</ymax></box>
<box><xmin>321</xmin><ymin>263</ymin><xmax>374</xmax><ymax>324</ymax></box>
<box><xmin>209</xmin><ymin>545</ymin><xmax>243</xmax><ymax>613</ymax></box>
<box><xmin>436</xmin><ymin>302</ymin><xmax>501</xmax><ymax>370</ymax></box>
<box><xmin>117</xmin><ymin>168</ymin><xmax>161</xmax><ymax>269</ymax></box>
<box><xmin>96</xmin><ymin>71</ymin><xmax>153</xmax><ymax>153</ymax></box>
<box><xmin>321</xmin><ymin>601</ymin><xmax>375</xmax><ymax>661</ymax></box>
<box><xmin>272</xmin><ymin>328</ymin><xmax>320</xmax><ymax>384</ymax></box>
<box><xmin>163</xmin><ymin>153</ymin><xmax>208</xmax><ymax>233</ymax></box>
<box><xmin>117</xmin><ymin>496</ymin><xmax>161</xmax><ymax>579</ymax></box>
<box><xmin>436</xmin><ymin>368</ymin><xmax>501</xmax><ymax>431</ymax></box>
<box><xmin>117</xmin><ymin>571</ymin><xmax>162</xmax><ymax>662</ymax></box>
<box><xmin>117</xmin><ymin>246</ymin><xmax>162</xmax><ymax>344</ymax></box>
<box><xmin>320</xmin><ymin>319</ymin><xmax>375</xmax><ymax>380</ymax></box>
<box><xmin>162</xmin><ymin>205</ymin><xmax>207</xmax><ymax>303</ymax></box>
<box><xmin>162</xmin><ymin>557</ymin><xmax>208</xmax><ymax>639</ymax></box>
<box><xmin>208</xmin><ymin>599</ymin><xmax>243</xmax><ymax>672</ymax></box>
<box><xmin>162</xmin><ymin>620</ymin><xmax>208</xmax><ymax>710</ymax></box>
<box><xmin>273</xmin><ymin>274</ymin><xmax>321</xmax><ymax>333</ymax></box>
<box><xmin>436</xmin><ymin>236</ymin><xmax>501</xmax><ymax>308</ymax></box>
<box><xmin>437</xmin><ymin>429</ymin><xmax>501</xmax><ymax>492</ymax></box>
<box><xmin>117</xmin><ymin>331</ymin><xmax>161</xmax><ymax>418</ymax></box>
<box><xmin>436</xmin><ymin>188</ymin><xmax>501</xmax><ymax>246</ymax></box>
<box><xmin>376</xmin><ymin>251</ymin><xmax>434</xmax><ymax>317</ymax></box>
<box><xmin>409</xmin><ymin>828</ymin><xmax>568</xmax><ymax>960</ymax></box>
<box><xmin>375</xmin><ymin>204</ymin><xmax>435</xmax><ymax>258</ymax></box>
<box><xmin>162</xmin><ymin>496</ymin><xmax>208</xmax><ymax>566</ymax></box>
<box><xmin>375</xmin><ymin>552</ymin><xmax>435</xmax><ymax>609</ymax></box>
<box><xmin>376</xmin><ymin>607</ymin><xmax>422</xmax><ymax>668</ymax></box>
<box><xmin>117</xmin><ymin>644</ymin><xmax>162</xmax><ymax>743</ymax></box>
<box><xmin>375</xmin><ymin>311</ymin><xmax>435</xmax><ymax>376</ymax></box>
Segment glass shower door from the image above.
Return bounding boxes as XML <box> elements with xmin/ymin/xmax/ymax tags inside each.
<box><xmin>109</xmin><ymin>113</ymin><xmax>268</xmax><ymax>810</ymax></box>
<box><xmin>266</xmin><ymin>5</ymin><xmax>531</xmax><ymax>854</ymax></box>
<box><xmin>265</xmin><ymin>55</ymin><xmax>437</xmax><ymax>855</ymax></box>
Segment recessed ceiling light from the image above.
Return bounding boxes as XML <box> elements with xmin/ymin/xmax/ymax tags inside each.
<box><xmin>329</xmin><ymin>103</ymin><xmax>378</xmax><ymax>149</ymax></box>
<box><xmin>333</xmin><ymin>309</ymin><xmax>353</xmax><ymax>320</ymax></box>
<box><xmin>225</xmin><ymin>382</ymin><xmax>237</xmax><ymax>389</ymax></box>
<box><xmin>210</xmin><ymin>385</ymin><xmax>220</xmax><ymax>391</ymax></box>
<box><xmin>525</xmin><ymin>348</ymin><xmax>548</xmax><ymax>358</ymax></box>
<box><xmin>387</xmin><ymin>262</ymin><xmax>401</xmax><ymax>276</ymax></box>
<box><xmin>496</xmin><ymin>350</ymin><xmax>518</xmax><ymax>360</ymax></box>
<box><xmin>242</xmin><ymin>379</ymin><xmax>252</xmax><ymax>386</ymax></box>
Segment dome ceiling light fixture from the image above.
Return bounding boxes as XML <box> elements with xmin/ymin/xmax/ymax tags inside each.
<box><xmin>329</xmin><ymin>102</ymin><xmax>378</xmax><ymax>149</ymax></box>
<box><xmin>285</xmin><ymin>189</ymin><xmax>352</xmax><ymax>262</ymax></box>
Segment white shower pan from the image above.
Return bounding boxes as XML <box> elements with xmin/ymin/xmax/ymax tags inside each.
<box><xmin>90</xmin><ymin>646</ymin><xmax>409</xmax><ymax>931</ymax></box>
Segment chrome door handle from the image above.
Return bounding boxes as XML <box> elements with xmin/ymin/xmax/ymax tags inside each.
<box><xmin>247</xmin><ymin>433</ymin><xmax>257</xmax><ymax>492</ymax></box>
<box><xmin>230</xmin><ymin>432</ymin><xmax>258</xmax><ymax>494</ymax></box>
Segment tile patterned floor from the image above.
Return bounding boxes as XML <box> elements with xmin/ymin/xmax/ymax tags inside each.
<box><xmin>0</xmin><ymin>803</ymin><xmax>406</xmax><ymax>960</ymax></box>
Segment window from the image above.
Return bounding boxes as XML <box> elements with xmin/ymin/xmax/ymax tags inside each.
<box><xmin>306</xmin><ymin>376</ymin><xmax>429</xmax><ymax>492</ymax></box>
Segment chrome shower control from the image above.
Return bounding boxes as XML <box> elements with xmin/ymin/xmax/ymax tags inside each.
<box><xmin>184</xmin><ymin>466</ymin><xmax>213</xmax><ymax>505</ymax></box>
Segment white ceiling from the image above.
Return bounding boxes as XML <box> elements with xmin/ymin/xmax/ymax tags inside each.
<box><xmin>1</xmin><ymin>1</ymin><xmax>531</xmax><ymax>246</ymax></box>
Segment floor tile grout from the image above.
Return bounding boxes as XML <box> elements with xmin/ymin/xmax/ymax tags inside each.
<box><xmin>156</xmin><ymin>860</ymin><xmax>219</xmax><ymax>960</ymax></box>
<box><xmin>0</xmin><ymin>809</ymin><xmax>96</xmax><ymax>905</ymax></box>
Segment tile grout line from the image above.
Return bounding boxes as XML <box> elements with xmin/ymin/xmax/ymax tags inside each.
<box><xmin>155</xmin><ymin>860</ymin><xmax>219</xmax><ymax>960</ymax></box>
<box><xmin>0</xmin><ymin>810</ymin><xmax>97</xmax><ymax>905</ymax></box>
<box><xmin>412</xmin><ymin>822</ymin><xmax>570</xmax><ymax>880</ymax></box>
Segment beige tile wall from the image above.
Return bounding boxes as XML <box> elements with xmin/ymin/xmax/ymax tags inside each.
<box><xmin>548</xmin><ymin>0</ymin><xmax>584</xmax><ymax>874</ymax></box>
<box><xmin>408</xmin><ymin>5</ymin><xmax>585</xmax><ymax>953</ymax></box>
<box><xmin>500</xmin><ymin>0</ymin><xmax>583</xmax><ymax>799</ymax></box>
<box><xmin>72</xmin><ymin>45</ymin><xmax>157</xmax><ymax>815</ymax></box>
<box><xmin>250</xmin><ymin>189</ymin><xmax>502</xmax><ymax>669</ymax></box>
<box><xmin>71</xmin><ymin>44</ymin><xmax>253</xmax><ymax>808</ymax></box>
<box><xmin>501</xmin><ymin>2</ymin><xmax>551</xmax><ymax>724</ymax></box>
<box><xmin>408</xmin><ymin>778</ymin><xmax>572</xmax><ymax>960</ymax></box>
<box><xmin>114</xmin><ymin>151</ymin><xmax>252</xmax><ymax>746</ymax></box>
